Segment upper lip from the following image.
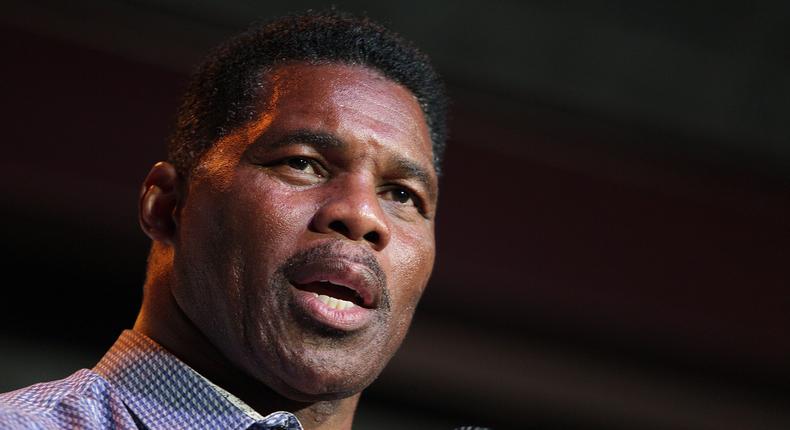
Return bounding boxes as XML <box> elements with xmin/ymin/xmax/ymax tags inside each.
<box><xmin>288</xmin><ymin>258</ymin><xmax>382</xmax><ymax>308</ymax></box>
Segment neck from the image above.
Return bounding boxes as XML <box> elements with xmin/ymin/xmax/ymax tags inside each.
<box><xmin>134</xmin><ymin>254</ymin><xmax>359</xmax><ymax>430</ymax></box>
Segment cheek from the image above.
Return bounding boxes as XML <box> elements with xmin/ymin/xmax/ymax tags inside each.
<box><xmin>176</xmin><ymin>174</ymin><xmax>314</xmax><ymax>303</ymax></box>
<box><xmin>172</xmin><ymin>187</ymin><xmax>247</xmax><ymax>348</ymax></box>
<box><xmin>387</xmin><ymin>223</ymin><xmax>436</xmax><ymax>309</ymax></box>
<box><xmin>230</xmin><ymin>176</ymin><xmax>315</xmax><ymax>262</ymax></box>
<box><xmin>175</xmin><ymin>174</ymin><xmax>319</xmax><ymax>359</ymax></box>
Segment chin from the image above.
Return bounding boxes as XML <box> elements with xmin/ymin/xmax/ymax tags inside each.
<box><xmin>266</xmin><ymin>359</ymin><xmax>381</xmax><ymax>402</ymax></box>
<box><xmin>246</xmin><ymin>331</ymin><xmax>394</xmax><ymax>402</ymax></box>
<box><xmin>290</xmin><ymin>375</ymin><xmax>371</xmax><ymax>401</ymax></box>
<box><xmin>234</xmin><ymin>288</ymin><xmax>409</xmax><ymax>402</ymax></box>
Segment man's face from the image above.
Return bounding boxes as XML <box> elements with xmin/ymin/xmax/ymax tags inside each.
<box><xmin>171</xmin><ymin>63</ymin><xmax>437</xmax><ymax>401</ymax></box>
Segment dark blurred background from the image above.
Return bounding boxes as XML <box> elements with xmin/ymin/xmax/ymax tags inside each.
<box><xmin>1</xmin><ymin>1</ymin><xmax>789</xmax><ymax>429</ymax></box>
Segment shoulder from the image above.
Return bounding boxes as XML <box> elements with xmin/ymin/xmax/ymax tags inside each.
<box><xmin>0</xmin><ymin>369</ymin><xmax>132</xmax><ymax>429</ymax></box>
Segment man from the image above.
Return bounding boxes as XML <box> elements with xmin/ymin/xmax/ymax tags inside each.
<box><xmin>0</xmin><ymin>10</ymin><xmax>447</xmax><ymax>430</ymax></box>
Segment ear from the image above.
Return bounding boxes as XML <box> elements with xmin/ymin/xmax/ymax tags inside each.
<box><xmin>139</xmin><ymin>162</ymin><xmax>181</xmax><ymax>244</ymax></box>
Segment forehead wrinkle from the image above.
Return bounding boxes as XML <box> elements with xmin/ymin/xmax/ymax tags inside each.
<box><xmin>335</xmin><ymin>87</ymin><xmax>424</xmax><ymax>141</ymax></box>
<box><xmin>266</xmin><ymin>63</ymin><xmax>430</xmax><ymax>156</ymax></box>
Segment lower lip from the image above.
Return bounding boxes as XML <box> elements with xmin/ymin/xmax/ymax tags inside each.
<box><xmin>291</xmin><ymin>288</ymin><xmax>375</xmax><ymax>331</ymax></box>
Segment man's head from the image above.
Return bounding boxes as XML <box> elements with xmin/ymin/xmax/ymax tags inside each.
<box><xmin>138</xmin><ymin>11</ymin><xmax>446</xmax><ymax>404</ymax></box>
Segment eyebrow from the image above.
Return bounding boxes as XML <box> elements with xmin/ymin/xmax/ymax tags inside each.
<box><xmin>269</xmin><ymin>130</ymin><xmax>345</xmax><ymax>150</ymax></box>
<box><xmin>267</xmin><ymin>130</ymin><xmax>438</xmax><ymax>202</ymax></box>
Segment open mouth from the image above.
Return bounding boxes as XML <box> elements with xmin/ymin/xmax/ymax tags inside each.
<box><xmin>292</xmin><ymin>280</ymin><xmax>370</xmax><ymax>310</ymax></box>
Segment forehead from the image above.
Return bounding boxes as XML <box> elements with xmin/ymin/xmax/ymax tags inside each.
<box><xmin>255</xmin><ymin>62</ymin><xmax>434</xmax><ymax>169</ymax></box>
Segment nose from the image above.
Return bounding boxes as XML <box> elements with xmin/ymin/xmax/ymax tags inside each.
<box><xmin>310</xmin><ymin>177</ymin><xmax>391</xmax><ymax>251</ymax></box>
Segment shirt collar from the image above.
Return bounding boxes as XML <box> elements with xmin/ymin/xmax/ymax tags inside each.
<box><xmin>94</xmin><ymin>330</ymin><xmax>302</xmax><ymax>430</ymax></box>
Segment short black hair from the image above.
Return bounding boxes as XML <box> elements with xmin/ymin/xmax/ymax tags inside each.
<box><xmin>168</xmin><ymin>10</ymin><xmax>448</xmax><ymax>177</ymax></box>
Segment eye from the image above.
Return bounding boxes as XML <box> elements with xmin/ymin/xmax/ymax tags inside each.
<box><xmin>381</xmin><ymin>186</ymin><xmax>420</xmax><ymax>209</ymax></box>
<box><xmin>286</xmin><ymin>157</ymin><xmax>310</xmax><ymax>170</ymax></box>
<box><xmin>283</xmin><ymin>157</ymin><xmax>322</xmax><ymax>176</ymax></box>
<box><xmin>390</xmin><ymin>188</ymin><xmax>413</xmax><ymax>204</ymax></box>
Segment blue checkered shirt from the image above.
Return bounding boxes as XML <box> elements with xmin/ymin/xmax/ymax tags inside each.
<box><xmin>0</xmin><ymin>330</ymin><xmax>303</xmax><ymax>429</ymax></box>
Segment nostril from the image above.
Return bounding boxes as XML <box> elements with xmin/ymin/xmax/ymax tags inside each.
<box><xmin>326</xmin><ymin>220</ymin><xmax>382</xmax><ymax>245</ymax></box>
<box><xmin>363</xmin><ymin>231</ymin><xmax>380</xmax><ymax>244</ymax></box>
<box><xmin>329</xmin><ymin>220</ymin><xmax>349</xmax><ymax>236</ymax></box>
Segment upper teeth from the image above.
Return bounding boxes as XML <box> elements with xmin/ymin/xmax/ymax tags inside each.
<box><xmin>313</xmin><ymin>293</ymin><xmax>355</xmax><ymax>310</ymax></box>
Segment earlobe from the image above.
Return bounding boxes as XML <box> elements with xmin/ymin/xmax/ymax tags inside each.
<box><xmin>139</xmin><ymin>162</ymin><xmax>181</xmax><ymax>244</ymax></box>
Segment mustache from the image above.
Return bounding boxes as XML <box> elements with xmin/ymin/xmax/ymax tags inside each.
<box><xmin>280</xmin><ymin>241</ymin><xmax>390</xmax><ymax>309</ymax></box>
